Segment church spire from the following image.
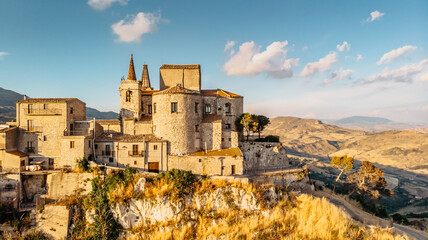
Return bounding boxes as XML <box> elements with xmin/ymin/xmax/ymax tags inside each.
<box><xmin>141</xmin><ymin>64</ymin><xmax>152</xmax><ymax>90</ymax></box>
<box><xmin>127</xmin><ymin>54</ymin><xmax>137</xmax><ymax>80</ymax></box>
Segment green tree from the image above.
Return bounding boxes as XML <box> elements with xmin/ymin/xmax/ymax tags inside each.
<box><xmin>76</xmin><ymin>157</ymin><xmax>89</xmax><ymax>172</ymax></box>
<box><xmin>239</xmin><ymin>113</ymin><xmax>258</xmax><ymax>140</ymax></box>
<box><xmin>347</xmin><ymin>161</ymin><xmax>387</xmax><ymax>198</ymax></box>
<box><xmin>330</xmin><ymin>155</ymin><xmax>354</xmax><ymax>193</ymax></box>
<box><xmin>255</xmin><ymin>115</ymin><xmax>270</xmax><ymax>138</ymax></box>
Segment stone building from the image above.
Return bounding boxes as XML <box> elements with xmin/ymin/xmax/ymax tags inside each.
<box><xmin>0</xmin><ymin>54</ymin><xmax>289</xmax><ymax>177</ymax></box>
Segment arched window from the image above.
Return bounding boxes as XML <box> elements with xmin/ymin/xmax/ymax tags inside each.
<box><xmin>126</xmin><ymin>90</ymin><xmax>132</xmax><ymax>102</ymax></box>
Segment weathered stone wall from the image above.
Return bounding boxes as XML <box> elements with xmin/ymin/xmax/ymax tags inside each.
<box><xmin>134</xmin><ymin>121</ymin><xmax>152</xmax><ymax>135</ymax></box>
<box><xmin>153</xmin><ymin>93</ymin><xmax>202</xmax><ymax>155</ymax></box>
<box><xmin>141</xmin><ymin>95</ymin><xmax>153</xmax><ymax>117</ymax></box>
<box><xmin>22</xmin><ymin>174</ymin><xmax>46</xmax><ymax>202</ymax></box>
<box><xmin>119</xmin><ymin>80</ymin><xmax>142</xmax><ymax>119</ymax></box>
<box><xmin>168</xmin><ymin>155</ymin><xmax>243</xmax><ymax>176</ymax></box>
<box><xmin>45</xmin><ymin>172</ymin><xmax>94</xmax><ymax>199</ymax></box>
<box><xmin>60</xmin><ymin>136</ymin><xmax>89</xmax><ymax>169</ymax></box>
<box><xmin>35</xmin><ymin>205</ymin><xmax>71</xmax><ymax>240</ymax></box>
<box><xmin>240</xmin><ymin>142</ymin><xmax>289</xmax><ymax>173</ymax></box>
<box><xmin>0</xmin><ymin>173</ymin><xmax>20</xmax><ymax>208</ymax></box>
<box><xmin>123</xmin><ymin>118</ymin><xmax>135</xmax><ymax>135</ymax></box>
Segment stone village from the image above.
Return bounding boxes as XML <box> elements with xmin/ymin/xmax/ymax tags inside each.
<box><xmin>0</xmin><ymin>55</ymin><xmax>301</xmax><ymax>210</ymax></box>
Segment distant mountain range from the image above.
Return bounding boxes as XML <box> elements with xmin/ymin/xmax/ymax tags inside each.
<box><xmin>0</xmin><ymin>87</ymin><xmax>118</xmax><ymax>123</ymax></box>
<box><xmin>323</xmin><ymin>116</ymin><xmax>426</xmax><ymax>132</ymax></box>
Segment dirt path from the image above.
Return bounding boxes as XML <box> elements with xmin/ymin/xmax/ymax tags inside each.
<box><xmin>312</xmin><ymin>190</ymin><xmax>428</xmax><ymax>240</ymax></box>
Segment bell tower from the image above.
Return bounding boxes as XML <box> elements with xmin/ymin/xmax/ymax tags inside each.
<box><xmin>119</xmin><ymin>54</ymin><xmax>142</xmax><ymax>120</ymax></box>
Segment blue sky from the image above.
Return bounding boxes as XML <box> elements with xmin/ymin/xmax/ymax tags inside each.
<box><xmin>0</xmin><ymin>0</ymin><xmax>427</xmax><ymax>123</ymax></box>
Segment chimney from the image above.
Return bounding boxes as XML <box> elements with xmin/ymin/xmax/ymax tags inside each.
<box><xmin>23</xmin><ymin>95</ymin><xmax>28</xmax><ymax>100</ymax></box>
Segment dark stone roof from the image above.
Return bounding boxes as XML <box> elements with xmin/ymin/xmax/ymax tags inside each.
<box><xmin>154</xmin><ymin>85</ymin><xmax>199</xmax><ymax>95</ymax></box>
<box><xmin>160</xmin><ymin>64</ymin><xmax>200</xmax><ymax>69</ymax></box>
<box><xmin>17</xmin><ymin>98</ymin><xmax>82</xmax><ymax>103</ymax></box>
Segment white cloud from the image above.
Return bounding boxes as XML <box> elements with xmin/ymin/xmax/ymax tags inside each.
<box><xmin>377</xmin><ymin>45</ymin><xmax>418</xmax><ymax>65</ymax></box>
<box><xmin>356</xmin><ymin>54</ymin><xmax>363</xmax><ymax>62</ymax></box>
<box><xmin>336</xmin><ymin>41</ymin><xmax>350</xmax><ymax>52</ymax></box>
<box><xmin>417</xmin><ymin>72</ymin><xmax>428</xmax><ymax>82</ymax></box>
<box><xmin>111</xmin><ymin>12</ymin><xmax>160</xmax><ymax>43</ymax></box>
<box><xmin>299</xmin><ymin>52</ymin><xmax>338</xmax><ymax>77</ymax></box>
<box><xmin>366</xmin><ymin>10</ymin><xmax>385</xmax><ymax>22</ymax></box>
<box><xmin>222</xmin><ymin>41</ymin><xmax>299</xmax><ymax>78</ymax></box>
<box><xmin>0</xmin><ymin>52</ymin><xmax>9</xmax><ymax>56</ymax></box>
<box><xmin>302</xmin><ymin>46</ymin><xmax>308</xmax><ymax>52</ymax></box>
<box><xmin>323</xmin><ymin>69</ymin><xmax>354</xmax><ymax>84</ymax></box>
<box><xmin>360</xmin><ymin>59</ymin><xmax>428</xmax><ymax>84</ymax></box>
<box><xmin>224</xmin><ymin>41</ymin><xmax>235</xmax><ymax>52</ymax></box>
<box><xmin>88</xmin><ymin>0</ymin><xmax>128</xmax><ymax>11</ymax></box>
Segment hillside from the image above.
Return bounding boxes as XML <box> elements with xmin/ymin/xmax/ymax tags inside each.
<box><xmin>326</xmin><ymin>116</ymin><xmax>424</xmax><ymax>132</ymax></box>
<box><xmin>0</xmin><ymin>87</ymin><xmax>118</xmax><ymax>122</ymax></box>
<box><xmin>264</xmin><ymin>116</ymin><xmax>428</xmax><ymax>171</ymax></box>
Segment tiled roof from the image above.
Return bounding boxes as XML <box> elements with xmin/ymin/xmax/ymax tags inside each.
<box><xmin>96</xmin><ymin>133</ymin><xmax>163</xmax><ymax>142</ymax></box>
<box><xmin>127</xmin><ymin>54</ymin><xmax>137</xmax><ymax>80</ymax></box>
<box><xmin>6</xmin><ymin>150</ymin><xmax>28</xmax><ymax>157</ymax></box>
<box><xmin>190</xmin><ymin>147</ymin><xmax>243</xmax><ymax>157</ymax></box>
<box><xmin>201</xmin><ymin>89</ymin><xmax>242</xmax><ymax>98</ymax></box>
<box><xmin>202</xmin><ymin>114</ymin><xmax>222</xmax><ymax>123</ymax></box>
<box><xmin>141</xmin><ymin>90</ymin><xmax>160</xmax><ymax>96</ymax></box>
<box><xmin>154</xmin><ymin>85</ymin><xmax>198</xmax><ymax>95</ymax></box>
<box><xmin>160</xmin><ymin>64</ymin><xmax>200</xmax><ymax>69</ymax></box>
<box><xmin>96</xmin><ymin>119</ymin><xmax>120</xmax><ymax>125</ymax></box>
<box><xmin>0</xmin><ymin>126</ymin><xmax>16</xmax><ymax>133</ymax></box>
<box><xmin>17</xmin><ymin>98</ymin><xmax>81</xmax><ymax>103</ymax></box>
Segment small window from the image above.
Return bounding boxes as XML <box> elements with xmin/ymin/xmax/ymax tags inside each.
<box><xmin>225</xmin><ymin>123</ymin><xmax>231</xmax><ymax>129</ymax></box>
<box><xmin>133</xmin><ymin>144</ymin><xmax>139</xmax><ymax>155</ymax></box>
<box><xmin>195</xmin><ymin>103</ymin><xmax>199</xmax><ymax>113</ymax></box>
<box><xmin>222</xmin><ymin>138</ymin><xmax>224</xmax><ymax>142</ymax></box>
<box><xmin>70</xmin><ymin>107</ymin><xmax>74</xmax><ymax>114</ymax></box>
<box><xmin>141</xmin><ymin>102</ymin><xmax>144</xmax><ymax>111</ymax></box>
<box><xmin>171</xmin><ymin>102</ymin><xmax>178</xmax><ymax>113</ymax></box>
<box><xmin>148</xmin><ymin>105</ymin><xmax>152</xmax><ymax>114</ymax></box>
<box><xmin>231</xmin><ymin>165</ymin><xmax>236</xmax><ymax>175</ymax></box>
<box><xmin>70</xmin><ymin>141</ymin><xmax>75</xmax><ymax>148</ymax></box>
<box><xmin>225</xmin><ymin>103</ymin><xmax>231</xmax><ymax>113</ymax></box>
<box><xmin>43</xmin><ymin>104</ymin><xmax>49</xmax><ymax>110</ymax></box>
<box><xmin>43</xmin><ymin>136</ymin><xmax>47</xmax><ymax>141</ymax></box>
<box><xmin>134</xmin><ymin>161</ymin><xmax>137</xmax><ymax>165</ymax></box>
<box><xmin>198</xmin><ymin>159</ymin><xmax>202</xmax><ymax>163</ymax></box>
<box><xmin>27</xmin><ymin>120</ymin><xmax>34</xmax><ymax>131</ymax></box>
<box><xmin>109</xmin><ymin>157</ymin><xmax>114</xmax><ymax>163</ymax></box>
<box><xmin>126</xmin><ymin>90</ymin><xmax>132</xmax><ymax>102</ymax></box>
<box><xmin>228</xmin><ymin>138</ymin><xmax>231</xmax><ymax>142</ymax></box>
<box><xmin>88</xmin><ymin>141</ymin><xmax>91</xmax><ymax>148</ymax></box>
<box><xmin>95</xmin><ymin>144</ymin><xmax>98</xmax><ymax>149</ymax></box>
<box><xmin>154</xmin><ymin>145</ymin><xmax>158</xmax><ymax>150</ymax></box>
<box><xmin>195</xmin><ymin>125</ymin><xmax>199</xmax><ymax>132</ymax></box>
<box><xmin>205</xmin><ymin>104</ymin><xmax>211</xmax><ymax>113</ymax></box>
<box><xmin>28</xmin><ymin>104</ymin><xmax>33</xmax><ymax>114</ymax></box>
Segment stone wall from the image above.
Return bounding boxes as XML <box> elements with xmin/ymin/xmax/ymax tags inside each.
<box><xmin>160</xmin><ymin>67</ymin><xmax>201</xmax><ymax>91</ymax></box>
<box><xmin>45</xmin><ymin>172</ymin><xmax>94</xmax><ymax>199</ymax></box>
<box><xmin>119</xmin><ymin>80</ymin><xmax>142</xmax><ymax>119</ymax></box>
<box><xmin>0</xmin><ymin>173</ymin><xmax>20</xmax><ymax>208</ymax></box>
<box><xmin>168</xmin><ymin>154</ymin><xmax>243</xmax><ymax>176</ymax></box>
<box><xmin>22</xmin><ymin>174</ymin><xmax>46</xmax><ymax>202</ymax></box>
<box><xmin>153</xmin><ymin>93</ymin><xmax>202</xmax><ymax>155</ymax></box>
<box><xmin>35</xmin><ymin>205</ymin><xmax>71</xmax><ymax>240</ymax></box>
<box><xmin>134</xmin><ymin>121</ymin><xmax>152</xmax><ymax>135</ymax></box>
<box><xmin>240</xmin><ymin>142</ymin><xmax>289</xmax><ymax>173</ymax></box>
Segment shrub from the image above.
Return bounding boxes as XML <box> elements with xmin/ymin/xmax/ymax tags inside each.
<box><xmin>392</xmin><ymin>213</ymin><xmax>410</xmax><ymax>225</ymax></box>
<box><xmin>76</xmin><ymin>157</ymin><xmax>89</xmax><ymax>172</ymax></box>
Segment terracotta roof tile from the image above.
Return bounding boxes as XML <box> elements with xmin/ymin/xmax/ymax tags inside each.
<box><xmin>6</xmin><ymin>150</ymin><xmax>28</xmax><ymax>157</ymax></box>
<box><xmin>141</xmin><ymin>90</ymin><xmax>159</xmax><ymax>96</ymax></box>
<box><xmin>160</xmin><ymin>64</ymin><xmax>200</xmax><ymax>69</ymax></box>
<box><xmin>154</xmin><ymin>85</ymin><xmax>198</xmax><ymax>95</ymax></box>
<box><xmin>17</xmin><ymin>98</ymin><xmax>81</xmax><ymax>103</ymax></box>
<box><xmin>201</xmin><ymin>89</ymin><xmax>242</xmax><ymax>98</ymax></box>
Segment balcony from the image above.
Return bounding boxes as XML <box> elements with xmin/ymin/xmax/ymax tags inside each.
<box><xmin>24</xmin><ymin>108</ymin><xmax>62</xmax><ymax>116</ymax></box>
<box><xmin>101</xmin><ymin>151</ymin><xmax>115</xmax><ymax>157</ymax></box>
<box><xmin>25</xmin><ymin>147</ymin><xmax>35</xmax><ymax>153</ymax></box>
<box><xmin>128</xmin><ymin>150</ymin><xmax>145</xmax><ymax>157</ymax></box>
<box><xmin>23</xmin><ymin>126</ymin><xmax>43</xmax><ymax>133</ymax></box>
<box><xmin>64</xmin><ymin>129</ymin><xmax>93</xmax><ymax>136</ymax></box>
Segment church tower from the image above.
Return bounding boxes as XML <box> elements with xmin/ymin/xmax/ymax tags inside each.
<box><xmin>119</xmin><ymin>54</ymin><xmax>142</xmax><ymax>120</ymax></box>
<box><xmin>140</xmin><ymin>64</ymin><xmax>152</xmax><ymax>90</ymax></box>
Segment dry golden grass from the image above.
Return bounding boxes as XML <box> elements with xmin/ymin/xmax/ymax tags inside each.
<box><xmin>127</xmin><ymin>194</ymin><xmax>408</xmax><ymax>240</ymax></box>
